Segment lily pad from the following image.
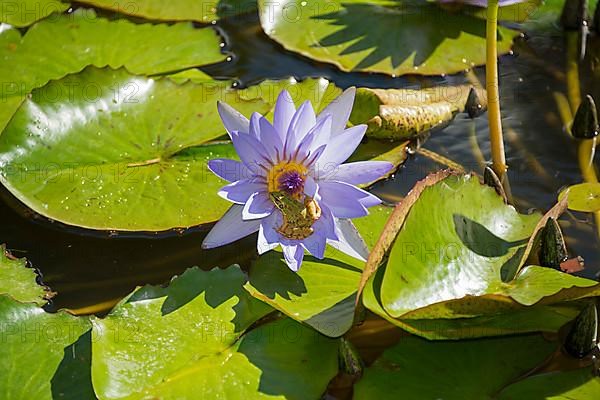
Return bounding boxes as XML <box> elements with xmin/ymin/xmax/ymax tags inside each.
<box><xmin>0</xmin><ymin>9</ymin><xmax>225</xmax><ymax>133</ymax></box>
<box><xmin>0</xmin><ymin>298</ymin><xmax>94</xmax><ymax>400</ymax></box>
<box><xmin>350</xmin><ymin>85</ymin><xmax>487</xmax><ymax>140</ymax></box>
<box><xmin>258</xmin><ymin>0</ymin><xmax>520</xmax><ymax>76</ymax></box>
<box><xmin>0</xmin><ymin>266</ymin><xmax>94</xmax><ymax>400</ymax></box>
<box><xmin>559</xmin><ymin>182</ymin><xmax>600</xmax><ymax>212</ymax></box>
<box><xmin>76</xmin><ymin>0</ymin><xmax>257</xmax><ymax>23</ymax></box>
<box><xmin>91</xmin><ymin>266</ymin><xmax>339</xmax><ymax>400</ymax></box>
<box><xmin>363</xmin><ymin>265</ymin><xmax>587</xmax><ymax>339</ymax></box>
<box><xmin>244</xmin><ymin>205</ymin><xmax>392</xmax><ymax>338</ymax></box>
<box><xmin>498</xmin><ymin>367</ymin><xmax>600</xmax><ymax>399</ymax></box>
<box><xmin>354</xmin><ymin>333</ymin><xmax>600</xmax><ymax>399</ymax></box>
<box><xmin>0</xmin><ymin>67</ymin><xmax>265</xmax><ymax>231</ymax></box>
<box><xmin>0</xmin><ymin>244</ymin><xmax>49</xmax><ymax>305</ymax></box>
<box><xmin>0</xmin><ymin>67</ymin><xmax>359</xmax><ymax>231</ymax></box>
<box><xmin>0</xmin><ymin>0</ymin><xmax>69</xmax><ymax>27</ymax></box>
<box><xmin>363</xmin><ymin>173</ymin><xmax>600</xmax><ymax>338</ymax></box>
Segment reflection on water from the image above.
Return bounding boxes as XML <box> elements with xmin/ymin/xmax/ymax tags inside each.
<box><xmin>0</xmin><ymin>12</ymin><xmax>598</xmax><ymax>313</ymax></box>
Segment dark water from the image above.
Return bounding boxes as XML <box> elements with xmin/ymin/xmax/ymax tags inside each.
<box><xmin>1</xmin><ymin>12</ymin><xmax>598</xmax><ymax>313</ymax></box>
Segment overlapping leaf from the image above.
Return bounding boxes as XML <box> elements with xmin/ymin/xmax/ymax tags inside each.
<box><xmin>76</xmin><ymin>0</ymin><xmax>257</xmax><ymax>23</ymax></box>
<box><xmin>354</xmin><ymin>333</ymin><xmax>600</xmax><ymax>399</ymax></box>
<box><xmin>0</xmin><ymin>244</ymin><xmax>49</xmax><ymax>305</ymax></box>
<box><xmin>0</xmin><ymin>0</ymin><xmax>69</xmax><ymax>27</ymax></box>
<box><xmin>91</xmin><ymin>266</ymin><xmax>339</xmax><ymax>400</ymax></box>
<box><xmin>0</xmin><ymin>249</ymin><xmax>94</xmax><ymax>400</ymax></box>
<box><xmin>0</xmin><ymin>9</ymin><xmax>225</xmax><ymax>132</ymax></box>
<box><xmin>245</xmin><ymin>205</ymin><xmax>392</xmax><ymax>337</ymax></box>
<box><xmin>258</xmin><ymin>0</ymin><xmax>520</xmax><ymax>76</ymax></box>
<box><xmin>363</xmin><ymin>173</ymin><xmax>600</xmax><ymax>339</ymax></box>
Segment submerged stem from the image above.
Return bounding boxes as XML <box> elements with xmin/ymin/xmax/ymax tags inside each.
<box><xmin>566</xmin><ymin>31</ymin><xmax>582</xmax><ymax>113</ymax></box>
<box><xmin>486</xmin><ymin>0</ymin><xmax>507</xmax><ymax>181</ymax></box>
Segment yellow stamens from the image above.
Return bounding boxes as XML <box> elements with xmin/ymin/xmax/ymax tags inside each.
<box><xmin>267</xmin><ymin>161</ymin><xmax>308</xmax><ymax>198</ymax></box>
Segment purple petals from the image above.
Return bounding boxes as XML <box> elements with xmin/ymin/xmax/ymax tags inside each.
<box><xmin>319</xmin><ymin>181</ymin><xmax>381</xmax><ymax>218</ymax></box>
<box><xmin>327</xmin><ymin>161</ymin><xmax>394</xmax><ymax>185</ymax></box>
<box><xmin>282</xmin><ymin>243</ymin><xmax>305</xmax><ymax>271</ymax></box>
<box><xmin>257</xmin><ymin>212</ymin><xmax>281</xmax><ymax>254</ymax></box>
<box><xmin>316</xmin><ymin>87</ymin><xmax>356</xmax><ymax>134</ymax></box>
<box><xmin>218</xmin><ymin>179</ymin><xmax>263</xmax><ymax>204</ymax></box>
<box><xmin>202</xmin><ymin>205</ymin><xmax>260</xmax><ymax>249</ymax></box>
<box><xmin>206</xmin><ymin>90</ymin><xmax>393</xmax><ymax>272</ymax></box>
<box><xmin>273</xmin><ymin>90</ymin><xmax>296</xmax><ymax>141</ymax></box>
<box><xmin>317</xmin><ymin>124</ymin><xmax>366</xmax><ymax>168</ymax></box>
<box><xmin>304</xmin><ymin>175</ymin><xmax>318</xmax><ymax>198</ymax></box>
<box><xmin>302</xmin><ymin>230</ymin><xmax>326</xmax><ymax>259</ymax></box>
<box><xmin>259</xmin><ymin>117</ymin><xmax>283</xmax><ymax>160</ymax></box>
<box><xmin>231</xmin><ymin>131</ymin><xmax>271</xmax><ymax>170</ymax></box>
<box><xmin>208</xmin><ymin>159</ymin><xmax>252</xmax><ymax>182</ymax></box>
<box><xmin>328</xmin><ymin>219</ymin><xmax>370</xmax><ymax>261</ymax></box>
<box><xmin>217</xmin><ymin>101</ymin><xmax>249</xmax><ymax>137</ymax></box>
<box><xmin>298</xmin><ymin>114</ymin><xmax>332</xmax><ymax>161</ymax></box>
<box><xmin>242</xmin><ymin>191</ymin><xmax>274</xmax><ymax>220</ymax></box>
<box><xmin>285</xmin><ymin>100</ymin><xmax>316</xmax><ymax>155</ymax></box>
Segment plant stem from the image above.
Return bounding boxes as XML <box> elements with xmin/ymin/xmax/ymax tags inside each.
<box><xmin>486</xmin><ymin>0</ymin><xmax>507</xmax><ymax>181</ymax></box>
<box><xmin>566</xmin><ymin>31</ymin><xmax>582</xmax><ymax>113</ymax></box>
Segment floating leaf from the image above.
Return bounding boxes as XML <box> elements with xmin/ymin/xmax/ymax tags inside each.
<box><xmin>76</xmin><ymin>0</ymin><xmax>257</xmax><ymax>23</ymax></box>
<box><xmin>363</xmin><ymin>264</ymin><xmax>586</xmax><ymax>339</ymax></box>
<box><xmin>258</xmin><ymin>0</ymin><xmax>520</xmax><ymax>76</ymax></box>
<box><xmin>363</xmin><ymin>173</ymin><xmax>600</xmax><ymax>338</ymax></box>
<box><xmin>350</xmin><ymin>85</ymin><xmax>487</xmax><ymax>140</ymax></box>
<box><xmin>0</xmin><ymin>298</ymin><xmax>94</xmax><ymax>400</ymax></box>
<box><xmin>0</xmin><ymin>9</ymin><xmax>226</xmax><ymax>133</ymax></box>
<box><xmin>497</xmin><ymin>368</ymin><xmax>600</xmax><ymax>399</ymax></box>
<box><xmin>91</xmin><ymin>266</ymin><xmax>339</xmax><ymax>400</ymax></box>
<box><xmin>0</xmin><ymin>67</ymin><xmax>263</xmax><ymax>231</ymax></box>
<box><xmin>0</xmin><ymin>244</ymin><xmax>49</xmax><ymax>305</ymax></box>
<box><xmin>0</xmin><ymin>67</ymin><xmax>354</xmax><ymax>231</ymax></box>
<box><xmin>0</xmin><ymin>0</ymin><xmax>69</xmax><ymax>27</ymax></box>
<box><xmin>0</xmin><ymin>263</ymin><xmax>94</xmax><ymax>400</ymax></box>
<box><xmin>559</xmin><ymin>182</ymin><xmax>600</xmax><ymax>212</ymax></box>
<box><xmin>354</xmin><ymin>333</ymin><xmax>600</xmax><ymax>399</ymax></box>
<box><xmin>244</xmin><ymin>205</ymin><xmax>392</xmax><ymax>337</ymax></box>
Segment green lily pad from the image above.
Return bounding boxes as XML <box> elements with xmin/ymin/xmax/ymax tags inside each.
<box><xmin>378</xmin><ymin>174</ymin><xmax>600</xmax><ymax>319</ymax></box>
<box><xmin>350</xmin><ymin>85</ymin><xmax>487</xmax><ymax>140</ymax></box>
<box><xmin>0</xmin><ymin>67</ymin><xmax>356</xmax><ymax>231</ymax></box>
<box><xmin>363</xmin><ymin>265</ymin><xmax>586</xmax><ymax>339</ymax></box>
<box><xmin>0</xmin><ymin>67</ymin><xmax>264</xmax><ymax>231</ymax></box>
<box><xmin>244</xmin><ymin>205</ymin><xmax>392</xmax><ymax>338</ymax></box>
<box><xmin>92</xmin><ymin>266</ymin><xmax>339</xmax><ymax>400</ymax></box>
<box><xmin>0</xmin><ymin>297</ymin><xmax>94</xmax><ymax>400</ymax></box>
<box><xmin>76</xmin><ymin>0</ymin><xmax>256</xmax><ymax>23</ymax></box>
<box><xmin>354</xmin><ymin>333</ymin><xmax>599</xmax><ymax>399</ymax></box>
<box><xmin>0</xmin><ymin>0</ymin><xmax>69</xmax><ymax>27</ymax></box>
<box><xmin>498</xmin><ymin>367</ymin><xmax>600</xmax><ymax>399</ymax></box>
<box><xmin>258</xmin><ymin>0</ymin><xmax>520</xmax><ymax>76</ymax></box>
<box><xmin>362</xmin><ymin>173</ymin><xmax>600</xmax><ymax>338</ymax></box>
<box><xmin>0</xmin><ymin>244</ymin><xmax>49</xmax><ymax>305</ymax></box>
<box><xmin>0</xmin><ymin>9</ymin><xmax>225</xmax><ymax>133</ymax></box>
<box><xmin>559</xmin><ymin>182</ymin><xmax>600</xmax><ymax>212</ymax></box>
<box><xmin>0</xmin><ymin>266</ymin><xmax>94</xmax><ymax>400</ymax></box>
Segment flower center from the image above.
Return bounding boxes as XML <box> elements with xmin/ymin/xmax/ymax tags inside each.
<box><xmin>267</xmin><ymin>162</ymin><xmax>307</xmax><ymax>199</ymax></box>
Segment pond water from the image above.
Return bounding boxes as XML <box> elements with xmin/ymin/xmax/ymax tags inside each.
<box><xmin>0</xmin><ymin>11</ymin><xmax>598</xmax><ymax>316</ymax></box>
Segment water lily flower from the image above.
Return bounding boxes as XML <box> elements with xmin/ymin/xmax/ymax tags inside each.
<box><xmin>202</xmin><ymin>87</ymin><xmax>394</xmax><ymax>271</ymax></box>
<box><xmin>437</xmin><ymin>0</ymin><xmax>527</xmax><ymax>7</ymax></box>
